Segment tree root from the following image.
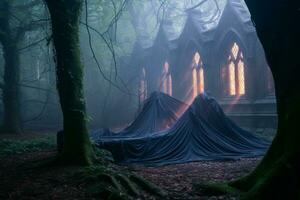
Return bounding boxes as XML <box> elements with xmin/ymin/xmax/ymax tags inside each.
<box><xmin>116</xmin><ymin>174</ymin><xmax>140</xmax><ymax>196</ymax></box>
<box><xmin>193</xmin><ymin>153</ymin><xmax>300</xmax><ymax>200</ymax></box>
<box><xmin>73</xmin><ymin>165</ymin><xmax>168</xmax><ymax>199</ymax></box>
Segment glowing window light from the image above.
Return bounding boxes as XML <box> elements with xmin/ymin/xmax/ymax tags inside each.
<box><xmin>194</xmin><ymin>52</ymin><xmax>201</xmax><ymax>65</ymax></box>
<box><xmin>164</xmin><ymin>62</ymin><xmax>169</xmax><ymax>72</ymax></box>
<box><xmin>161</xmin><ymin>62</ymin><xmax>168</xmax><ymax>94</ymax></box>
<box><xmin>161</xmin><ymin>62</ymin><xmax>172</xmax><ymax>96</ymax></box>
<box><xmin>162</xmin><ymin>80</ymin><xmax>168</xmax><ymax>95</ymax></box>
<box><xmin>237</xmin><ymin>60</ymin><xmax>245</xmax><ymax>95</ymax></box>
<box><xmin>192</xmin><ymin>68</ymin><xmax>198</xmax><ymax>98</ymax></box>
<box><xmin>167</xmin><ymin>75</ymin><xmax>172</xmax><ymax>96</ymax></box>
<box><xmin>229</xmin><ymin>62</ymin><xmax>236</xmax><ymax>95</ymax></box>
<box><xmin>232</xmin><ymin>42</ymin><xmax>239</xmax><ymax>60</ymax></box>
<box><xmin>198</xmin><ymin>68</ymin><xmax>204</xmax><ymax>94</ymax></box>
<box><xmin>225</xmin><ymin>42</ymin><xmax>246</xmax><ymax>96</ymax></box>
<box><xmin>192</xmin><ymin>52</ymin><xmax>205</xmax><ymax>97</ymax></box>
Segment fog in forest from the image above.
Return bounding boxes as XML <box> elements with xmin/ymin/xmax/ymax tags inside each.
<box><xmin>0</xmin><ymin>0</ymin><xmax>277</xmax><ymax>134</ymax></box>
<box><xmin>3</xmin><ymin>0</ymin><xmax>299</xmax><ymax>199</ymax></box>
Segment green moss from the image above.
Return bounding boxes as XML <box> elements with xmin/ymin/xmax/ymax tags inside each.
<box><xmin>0</xmin><ymin>136</ymin><xmax>56</xmax><ymax>157</ymax></box>
<box><xmin>45</xmin><ymin>0</ymin><xmax>95</xmax><ymax>166</ymax></box>
<box><xmin>93</xmin><ymin>147</ymin><xmax>114</xmax><ymax>164</ymax></box>
<box><xmin>240</xmin><ymin>152</ymin><xmax>300</xmax><ymax>200</ymax></box>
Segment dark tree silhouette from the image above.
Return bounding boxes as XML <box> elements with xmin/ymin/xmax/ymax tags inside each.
<box><xmin>45</xmin><ymin>0</ymin><xmax>94</xmax><ymax>165</ymax></box>
<box><xmin>230</xmin><ymin>1</ymin><xmax>300</xmax><ymax>199</ymax></box>
<box><xmin>197</xmin><ymin>1</ymin><xmax>300</xmax><ymax>200</ymax></box>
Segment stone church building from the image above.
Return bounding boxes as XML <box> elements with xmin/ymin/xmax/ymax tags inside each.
<box><xmin>128</xmin><ymin>0</ymin><xmax>277</xmax><ymax>130</ymax></box>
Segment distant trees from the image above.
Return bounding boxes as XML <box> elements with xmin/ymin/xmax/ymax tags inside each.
<box><xmin>0</xmin><ymin>1</ymin><xmax>21</xmax><ymax>133</ymax></box>
<box><xmin>0</xmin><ymin>0</ymin><xmax>45</xmax><ymax>134</ymax></box>
<box><xmin>44</xmin><ymin>0</ymin><xmax>94</xmax><ymax>165</ymax></box>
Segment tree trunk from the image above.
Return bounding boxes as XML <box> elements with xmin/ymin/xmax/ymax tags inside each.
<box><xmin>45</xmin><ymin>0</ymin><xmax>94</xmax><ymax>165</ymax></box>
<box><xmin>0</xmin><ymin>0</ymin><xmax>22</xmax><ymax>134</ymax></box>
<box><xmin>2</xmin><ymin>41</ymin><xmax>22</xmax><ymax>134</ymax></box>
<box><xmin>230</xmin><ymin>1</ymin><xmax>300</xmax><ymax>199</ymax></box>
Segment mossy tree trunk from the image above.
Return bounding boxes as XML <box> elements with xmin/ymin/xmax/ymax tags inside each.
<box><xmin>230</xmin><ymin>1</ymin><xmax>300</xmax><ymax>199</ymax></box>
<box><xmin>45</xmin><ymin>0</ymin><xmax>94</xmax><ymax>165</ymax></box>
<box><xmin>0</xmin><ymin>1</ymin><xmax>22</xmax><ymax>134</ymax></box>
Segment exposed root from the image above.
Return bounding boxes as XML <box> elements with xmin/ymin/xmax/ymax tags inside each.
<box><xmin>73</xmin><ymin>165</ymin><xmax>168</xmax><ymax>199</ymax></box>
<box><xmin>116</xmin><ymin>174</ymin><xmax>140</xmax><ymax>196</ymax></box>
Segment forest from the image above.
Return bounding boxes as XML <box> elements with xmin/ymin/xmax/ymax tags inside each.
<box><xmin>0</xmin><ymin>0</ymin><xmax>299</xmax><ymax>199</ymax></box>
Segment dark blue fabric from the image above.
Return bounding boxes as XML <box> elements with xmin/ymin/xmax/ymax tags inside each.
<box><xmin>92</xmin><ymin>93</ymin><xmax>270</xmax><ymax>166</ymax></box>
<box><xmin>90</xmin><ymin>92</ymin><xmax>188</xmax><ymax>140</ymax></box>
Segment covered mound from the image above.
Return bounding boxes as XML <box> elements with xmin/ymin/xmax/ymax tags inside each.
<box><xmin>91</xmin><ymin>92</ymin><xmax>188</xmax><ymax>139</ymax></box>
<box><xmin>95</xmin><ymin>94</ymin><xmax>270</xmax><ymax>166</ymax></box>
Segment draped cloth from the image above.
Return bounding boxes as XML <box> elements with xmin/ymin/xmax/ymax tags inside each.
<box><xmin>90</xmin><ymin>92</ymin><xmax>188</xmax><ymax>140</ymax></box>
<box><xmin>93</xmin><ymin>93</ymin><xmax>270</xmax><ymax>166</ymax></box>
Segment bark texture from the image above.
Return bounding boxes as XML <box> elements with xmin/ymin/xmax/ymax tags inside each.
<box><xmin>45</xmin><ymin>0</ymin><xmax>94</xmax><ymax>165</ymax></box>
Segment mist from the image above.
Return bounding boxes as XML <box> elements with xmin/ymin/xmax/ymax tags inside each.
<box><xmin>2</xmin><ymin>0</ymin><xmax>299</xmax><ymax>199</ymax></box>
<box><xmin>0</xmin><ymin>0</ymin><xmax>276</xmax><ymax>134</ymax></box>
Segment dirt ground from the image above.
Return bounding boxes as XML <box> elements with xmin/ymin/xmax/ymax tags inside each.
<box><xmin>0</xmin><ymin>133</ymin><xmax>260</xmax><ymax>200</ymax></box>
<box><xmin>0</xmin><ymin>153</ymin><xmax>260</xmax><ymax>199</ymax></box>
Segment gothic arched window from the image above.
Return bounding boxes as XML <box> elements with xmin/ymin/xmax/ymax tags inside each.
<box><xmin>192</xmin><ymin>52</ymin><xmax>205</xmax><ymax>99</ymax></box>
<box><xmin>227</xmin><ymin>42</ymin><xmax>245</xmax><ymax>96</ymax></box>
<box><xmin>161</xmin><ymin>62</ymin><xmax>172</xmax><ymax>96</ymax></box>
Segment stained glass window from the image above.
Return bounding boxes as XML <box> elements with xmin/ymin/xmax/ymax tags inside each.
<box><xmin>161</xmin><ymin>62</ymin><xmax>172</xmax><ymax>96</ymax></box>
<box><xmin>194</xmin><ymin>52</ymin><xmax>201</xmax><ymax>65</ymax></box>
<box><xmin>192</xmin><ymin>68</ymin><xmax>198</xmax><ymax>98</ymax></box>
<box><xmin>229</xmin><ymin>62</ymin><xmax>236</xmax><ymax>95</ymax></box>
<box><xmin>237</xmin><ymin>60</ymin><xmax>245</xmax><ymax>95</ymax></box>
<box><xmin>192</xmin><ymin>52</ymin><xmax>205</xmax><ymax>99</ymax></box>
<box><xmin>232</xmin><ymin>42</ymin><xmax>239</xmax><ymax>60</ymax></box>
<box><xmin>167</xmin><ymin>74</ymin><xmax>173</xmax><ymax>96</ymax></box>
<box><xmin>225</xmin><ymin>42</ymin><xmax>245</xmax><ymax>96</ymax></box>
<box><xmin>199</xmin><ymin>68</ymin><xmax>204</xmax><ymax>94</ymax></box>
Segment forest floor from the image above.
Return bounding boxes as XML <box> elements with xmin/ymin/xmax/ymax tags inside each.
<box><xmin>0</xmin><ymin>133</ymin><xmax>260</xmax><ymax>200</ymax></box>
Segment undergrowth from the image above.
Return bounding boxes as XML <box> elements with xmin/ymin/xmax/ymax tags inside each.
<box><xmin>0</xmin><ymin>136</ymin><xmax>56</xmax><ymax>157</ymax></box>
<box><xmin>0</xmin><ymin>136</ymin><xmax>167</xmax><ymax>199</ymax></box>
